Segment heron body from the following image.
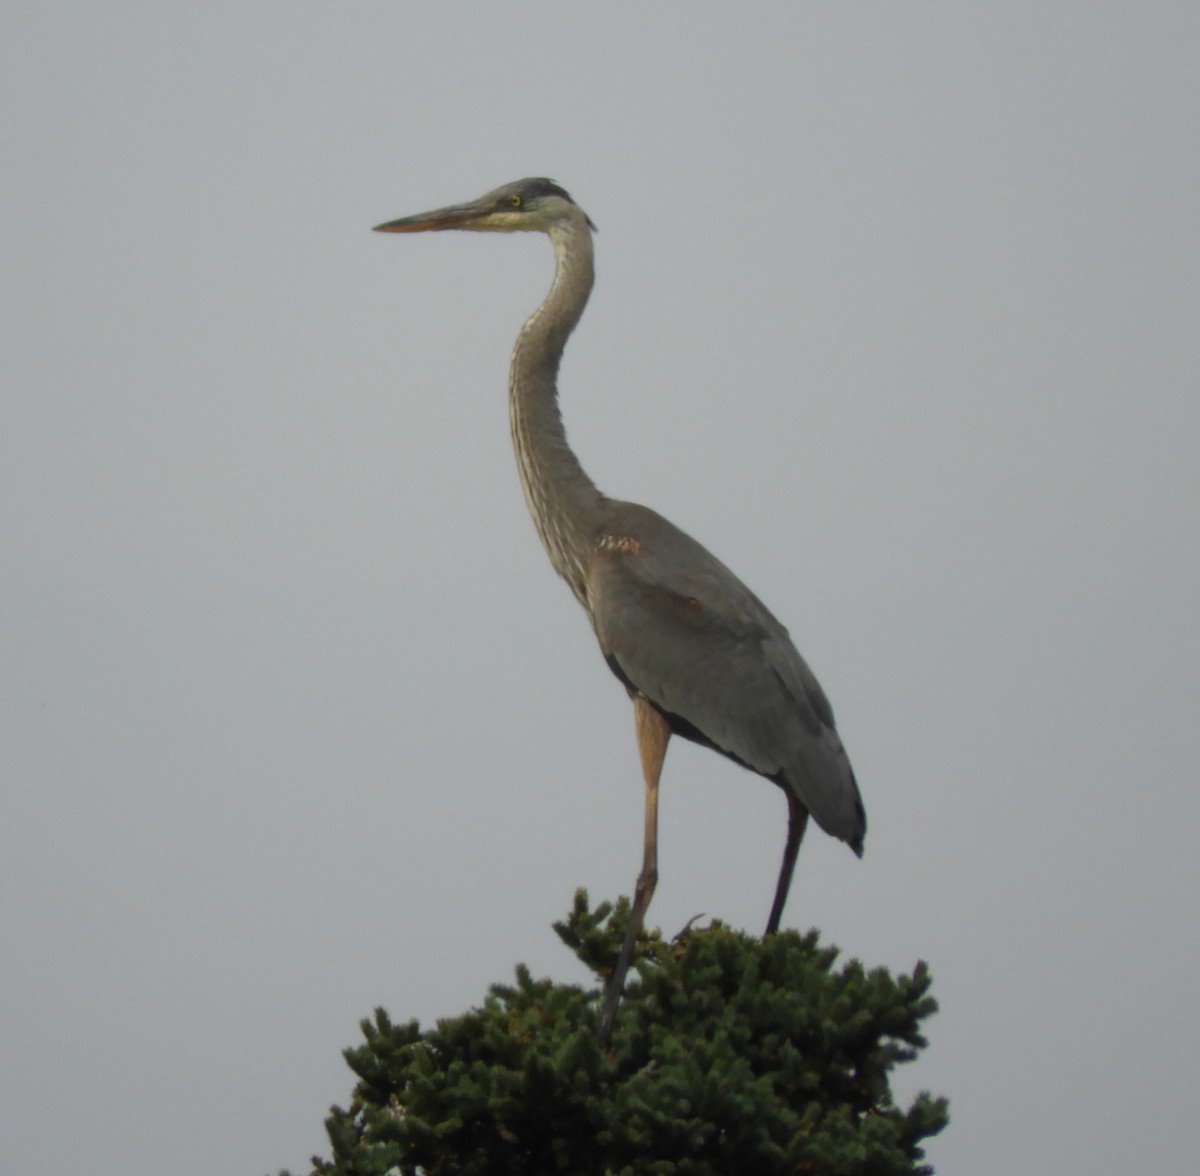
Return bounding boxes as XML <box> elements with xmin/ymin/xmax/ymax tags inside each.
<box><xmin>375</xmin><ymin>179</ymin><xmax>865</xmax><ymax>1039</ymax></box>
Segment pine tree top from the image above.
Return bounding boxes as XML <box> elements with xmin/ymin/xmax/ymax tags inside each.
<box><xmin>284</xmin><ymin>891</ymin><xmax>947</xmax><ymax>1176</ymax></box>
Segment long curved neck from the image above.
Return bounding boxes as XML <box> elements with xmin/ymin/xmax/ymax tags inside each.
<box><xmin>509</xmin><ymin>217</ymin><xmax>606</xmax><ymax>607</ymax></box>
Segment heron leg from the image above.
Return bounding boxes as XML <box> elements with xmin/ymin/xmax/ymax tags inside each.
<box><xmin>765</xmin><ymin>791</ymin><xmax>810</xmax><ymax>934</ymax></box>
<box><xmin>598</xmin><ymin>695</ymin><xmax>670</xmax><ymax>1043</ymax></box>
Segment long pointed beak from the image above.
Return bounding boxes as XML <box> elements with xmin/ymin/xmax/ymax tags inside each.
<box><xmin>373</xmin><ymin>200</ymin><xmax>486</xmax><ymax>233</ymax></box>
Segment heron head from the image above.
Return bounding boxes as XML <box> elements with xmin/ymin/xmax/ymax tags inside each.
<box><xmin>374</xmin><ymin>177</ymin><xmax>595</xmax><ymax>236</ymax></box>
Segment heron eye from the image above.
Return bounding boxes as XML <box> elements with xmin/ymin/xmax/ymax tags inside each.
<box><xmin>508</xmin><ymin>194</ymin><xmax>523</xmax><ymax>208</ymax></box>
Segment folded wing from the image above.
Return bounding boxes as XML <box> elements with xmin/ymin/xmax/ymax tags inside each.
<box><xmin>587</xmin><ymin>502</ymin><xmax>865</xmax><ymax>852</ymax></box>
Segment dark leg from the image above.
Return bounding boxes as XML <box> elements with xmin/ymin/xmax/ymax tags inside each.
<box><xmin>598</xmin><ymin>696</ymin><xmax>670</xmax><ymax>1043</ymax></box>
<box><xmin>765</xmin><ymin>792</ymin><xmax>809</xmax><ymax>934</ymax></box>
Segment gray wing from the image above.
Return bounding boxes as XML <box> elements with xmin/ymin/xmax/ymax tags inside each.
<box><xmin>587</xmin><ymin>502</ymin><xmax>865</xmax><ymax>852</ymax></box>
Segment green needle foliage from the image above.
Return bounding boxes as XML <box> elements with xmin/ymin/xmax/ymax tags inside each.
<box><xmin>286</xmin><ymin>891</ymin><xmax>947</xmax><ymax>1176</ymax></box>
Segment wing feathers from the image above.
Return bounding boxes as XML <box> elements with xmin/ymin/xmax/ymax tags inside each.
<box><xmin>588</xmin><ymin>503</ymin><xmax>865</xmax><ymax>852</ymax></box>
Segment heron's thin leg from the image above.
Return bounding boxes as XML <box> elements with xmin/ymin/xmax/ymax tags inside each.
<box><xmin>765</xmin><ymin>792</ymin><xmax>810</xmax><ymax>934</ymax></box>
<box><xmin>598</xmin><ymin>696</ymin><xmax>670</xmax><ymax>1043</ymax></box>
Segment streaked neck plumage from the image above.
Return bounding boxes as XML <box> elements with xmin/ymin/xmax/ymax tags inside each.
<box><xmin>508</xmin><ymin>215</ymin><xmax>606</xmax><ymax>608</ymax></box>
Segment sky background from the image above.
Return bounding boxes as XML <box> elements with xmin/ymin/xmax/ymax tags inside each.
<box><xmin>4</xmin><ymin>5</ymin><xmax>1198</xmax><ymax>1174</ymax></box>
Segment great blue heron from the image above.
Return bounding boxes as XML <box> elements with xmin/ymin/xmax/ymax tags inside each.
<box><xmin>375</xmin><ymin>178</ymin><xmax>865</xmax><ymax>1039</ymax></box>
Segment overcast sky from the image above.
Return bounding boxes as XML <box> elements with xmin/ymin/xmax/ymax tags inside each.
<box><xmin>4</xmin><ymin>5</ymin><xmax>1198</xmax><ymax>1174</ymax></box>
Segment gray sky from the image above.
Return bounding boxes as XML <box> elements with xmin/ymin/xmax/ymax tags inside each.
<box><xmin>4</xmin><ymin>5</ymin><xmax>1198</xmax><ymax>1174</ymax></box>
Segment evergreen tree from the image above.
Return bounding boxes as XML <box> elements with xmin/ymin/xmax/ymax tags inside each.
<box><xmin>283</xmin><ymin>891</ymin><xmax>947</xmax><ymax>1176</ymax></box>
